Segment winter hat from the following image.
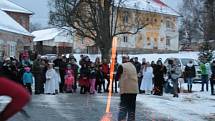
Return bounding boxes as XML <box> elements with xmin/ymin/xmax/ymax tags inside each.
<box><xmin>5</xmin><ymin>57</ymin><xmax>10</xmax><ymax>61</ymax></box>
<box><xmin>24</xmin><ymin>67</ymin><xmax>31</xmax><ymax>72</ymax></box>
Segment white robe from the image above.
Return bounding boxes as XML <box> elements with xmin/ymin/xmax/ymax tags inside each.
<box><xmin>45</xmin><ymin>68</ymin><xmax>59</xmax><ymax>94</ymax></box>
<box><xmin>54</xmin><ymin>70</ymin><xmax>61</xmax><ymax>92</ymax></box>
<box><xmin>140</xmin><ymin>67</ymin><xmax>154</xmax><ymax>91</ymax></box>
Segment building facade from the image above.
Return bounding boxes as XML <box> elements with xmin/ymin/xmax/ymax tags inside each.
<box><xmin>115</xmin><ymin>0</ymin><xmax>179</xmax><ymax>54</ymax></box>
<box><xmin>32</xmin><ymin>28</ymin><xmax>73</xmax><ymax>55</ymax></box>
<box><xmin>0</xmin><ymin>0</ymin><xmax>33</xmax><ymax>59</ymax></box>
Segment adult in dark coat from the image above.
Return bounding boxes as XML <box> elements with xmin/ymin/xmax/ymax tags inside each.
<box><xmin>1</xmin><ymin>58</ymin><xmax>17</xmax><ymax>82</ymax></box>
<box><xmin>134</xmin><ymin>57</ymin><xmax>142</xmax><ymax>92</ymax></box>
<box><xmin>153</xmin><ymin>60</ymin><xmax>167</xmax><ymax>96</ymax></box>
<box><xmin>184</xmin><ymin>60</ymin><xmax>196</xmax><ymax>92</ymax></box>
<box><xmin>32</xmin><ymin>55</ymin><xmax>44</xmax><ymax>94</ymax></box>
<box><xmin>59</xmin><ymin>56</ymin><xmax>67</xmax><ymax>93</ymax></box>
<box><xmin>96</xmin><ymin>65</ymin><xmax>105</xmax><ymax>93</ymax></box>
<box><xmin>210</xmin><ymin>60</ymin><xmax>215</xmax><ymax>95</ymax></box>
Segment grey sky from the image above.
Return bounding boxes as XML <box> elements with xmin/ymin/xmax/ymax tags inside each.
<box><xmin>10</xmin><ymin>0</ymin><xmax>183</xmax><ymax>28</ymax></box>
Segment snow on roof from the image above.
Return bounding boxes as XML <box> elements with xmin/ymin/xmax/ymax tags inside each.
<box><xmin>117</xmin><ymin>0</ymin><xmax>180</xmax><ymax>16</ymax></box>
<box><xmin>0</xmin><ymin>9</ymin><xmax>32</xmax><ymax>36</ymax></box>
<box><xmin>32</xmin><ymin>28</ymin><xmax>73</xmax><ymax>43</ymax></box>
<box><xmin>0</xmin><ymin>0</ymin><xmax>33</xmax><ymax>14</ymax></box>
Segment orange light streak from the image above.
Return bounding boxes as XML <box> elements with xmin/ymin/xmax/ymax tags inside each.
<box><xmin>106</xmin><ymin>37</ymin><xmax>117</xmax><ymax>113</ymax></box>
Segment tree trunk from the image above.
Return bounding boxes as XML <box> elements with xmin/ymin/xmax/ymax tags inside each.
<box><xmin>100</xmin><ymin>45</ymin><xmax>111</xmax><ymax>62</ymax></box>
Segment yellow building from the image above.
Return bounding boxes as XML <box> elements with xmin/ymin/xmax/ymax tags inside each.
<box><xmin>115</xmin><ymin>0</ymin><xmax>180</xmax><ymax>54</ymax></box>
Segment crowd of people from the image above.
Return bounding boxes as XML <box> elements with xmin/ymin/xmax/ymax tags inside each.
<box><xmin>0</xmin><ymin>51</ymin><xmax>215</xmax><ymax>97</ymax></box>
<box><xmin>1</xmin><ymin>51</ymin><xmax>215</xmax><ymax>121</ymax></box>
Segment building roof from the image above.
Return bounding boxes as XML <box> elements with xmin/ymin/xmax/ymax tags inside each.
<box><xmin>117</xmin><ymin>0</ymin><xmax>180</xmax><ymax>16</ymax></box>
<box><xmin>0</xmin><ymin>0</ymin><xmax>33</xmax><ymax>14</ymax></box>
<box><xmin>0</xmin><ymin>9</ymin><xmax>33</xmax><ymax>36</ymax></box>
<box><xmin>32</xmin><ymin>28</ymin><xmax>73</xmax><ymax>43</ymax></box>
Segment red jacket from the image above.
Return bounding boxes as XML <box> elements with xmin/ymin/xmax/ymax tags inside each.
<box><xmin>101</xmin><ymin>64</ymin><xmax>109</xmax><ymax>75</ymax></box>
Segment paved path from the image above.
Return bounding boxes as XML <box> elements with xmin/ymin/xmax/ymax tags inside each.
<box><xmin>4</xmin><ymin>93</ymin><xmax>172</xmax><ymax>121</ymax></box>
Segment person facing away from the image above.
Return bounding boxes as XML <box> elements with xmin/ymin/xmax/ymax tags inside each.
<box><xmin>200</xmin><ymin>61</ymin><xmax>210</xmax><ymax>92</ymax></box>
<box><xmin>184</xmin><ymin>60</ymin><xmax>196</xmax><ymax>93</ymax></box>
<box><xmin>116</xmin><ymin>56</ymin><xmax>139</xmax><ymax>121</ymax></box>
<box><xmin>140</xmin><ymin>62</ymin><xmax>154</xmax><ymax>95</ymax></box>
<box><xmin>22</xmin><ymin>66</ymin><xmax>33</xmax><ymax>94</ymax></box>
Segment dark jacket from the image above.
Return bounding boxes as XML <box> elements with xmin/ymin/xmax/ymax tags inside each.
<box><xmin>184</xmin><ymin>64</ymin><xmax>196</xmax><ymax>78</ymax></box>
<box><xmin>211</xmin><ymin>64</ymin><xmax>215</xmax><ymax>80</ymax></box>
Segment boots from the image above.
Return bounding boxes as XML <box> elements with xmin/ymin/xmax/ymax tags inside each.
<box><xmin>187</xmin><ymin>85</ymin><xmax>190</xmax><ymax>92</ymax></box>
<box><xmin>188</xmin><ymin>85</ymin><xmax>192</xmax><ymax>93</ymax></box>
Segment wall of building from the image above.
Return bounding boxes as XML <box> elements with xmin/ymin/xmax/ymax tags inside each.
<box><xmin>5</xmin><ymin>11</ymin><xmax>30</xmax><ymax>31</ymax></box>
<box><xmin>0</xmin><ymin>30</ymin><xmax>32</xmax><ymax>58</ymax></box>
<box><xmin>116</xmin><ymin>9</ymin><xmax>179</xmax><ymax>52</ymax></box>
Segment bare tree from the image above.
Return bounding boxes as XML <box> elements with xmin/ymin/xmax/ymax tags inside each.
<box><xmin>29</xmin><ymin>22</ymin><xmax>43</xmax><ymax>32</ymax></box>
<box><xmin>179</xmin><ymin>0</ymin><xmax>204</xmax><ymax>47</ymax></box>
<box><xmin>49</xmin><ymin>0</ymin><xmax>150</xmax><ymax>60</ymax></box>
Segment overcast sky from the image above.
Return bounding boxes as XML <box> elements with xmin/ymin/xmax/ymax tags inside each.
<box><xmin>10</xmin><ymin>0</ymin><xmax>183</xmax><ymax>27</ymax></box>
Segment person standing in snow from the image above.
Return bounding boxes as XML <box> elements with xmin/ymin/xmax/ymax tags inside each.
<box><xmin>32</xmin><ymin>55</ymin><xmax>44</xmax><ymax>94</ymax></box>
<box><xmin>133</xmin><ymin>57</ymin><xmax>142</xmax><ymax>92</ymax></box>
<box><xmin>200</xmin><ymin>61</ymin><xmax>210</xmax><ymax>92</ymax></box>
<box><xmin>45</xmin><ymin>63</ymin><xmax>58</xmax><ymax>95</ymax></box>
<box><xmin>64</xmin><ymin>65</ymin><xmax>74</xmax><ymax>93</ymax></box>
<box><xmin>210</xmin><ymin>60</ymin><xmax>215</xmax><ymax>95</ymax></box>
<box><xmin>184</xmin><ymin>60</ymin><xmax>196</xmax><ymax>93</ymax></box>
<box><xmin>153</xmin><ymin>60</ymin><xmax>167</xmax><ymax>96</ymax></box>
<box><xmin>116</xmin><ymin>56</ymin><xmax>139</xmax><ymax>121</ymax></box>
<box><xmin>140</xmin><ymin>62</ymin><xmax>154</xmax><ymax>95</ymax></box>
<box><xmin>89</xmin><ymin>63</ymin><xmax>97</xmax><ymax>94</ymax></box>
<box><xmin>22</xmin><ymin>66</ymin><xmax>33</xmax><ymax>94</ymax></box>
<box><xmin>166</xmin><ymin>59</ymin><xmax>181</xmax><ymax>97</ymax></box>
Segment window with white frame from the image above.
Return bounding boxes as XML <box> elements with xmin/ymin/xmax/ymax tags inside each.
<box><xmin>123</xmin><ymin>36</ymin><xmax>128</xmax><ymax>43</ymax></box>
<box><xmin>166</xmin><ymin>20</ymin><xmax>175</xmax><ymax>30</ymax></box>
<box><xmin>10</xmin><ymin>44</ymin><xmax>16</xmax><ymax>57</ymax></box>
<box><xmin>166</xmin><ymin>36</ymin><xmax>171</xmax><ymax>46</ymax></box>
<box><xmin>123</xmin><ymin>12</ymin><xmax>129</xmax><ymax>24</ymax></box>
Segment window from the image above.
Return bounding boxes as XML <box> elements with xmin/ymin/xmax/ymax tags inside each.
<box><xmin>123</xmin><ymin>12</ymin><xmax>129</xmax><ymax>24</ymax></box>
<box><xmin>10</xmin><ymin>44</ymin><xmax>16</xmax><ymax>57</ymax></box>
<box><xmin>147</xmin><ymin>37</ymin><xmax>151</xmax><ymax>45</ymax></box>
<box><xmin>166</xmin><ymin>20</ymin><xmax>175</xmax><ymax>30</ymax></box>
<box><xmin>160</xmin><ymin>38</ymin><xmax>164</xmax><ymax>42</ymax></box>
<box><xmin>166</xmin><ymin>36</ymin><xmax>171</xmax><ymax>46</ymax></box>
<box><xmin>123</xmin><ymin>36</ymin><xmax>128</xmax><ymax>43</ymax></box>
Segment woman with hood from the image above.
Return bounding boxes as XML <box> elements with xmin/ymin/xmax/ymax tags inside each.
<box><xmin>184</xmin><ymin>60</ymin><xmax>196</xmax><ymax>93</ymax></box>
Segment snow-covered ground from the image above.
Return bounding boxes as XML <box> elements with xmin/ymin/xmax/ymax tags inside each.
<box><xmin>137</xmin><ymin>83</ymin><xmax>215</xmax><ymax>121</ymax></box>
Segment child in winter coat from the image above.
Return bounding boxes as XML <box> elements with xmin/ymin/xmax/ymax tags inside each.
<box><xmin>22</xmin><ymin>66</ymin><xmax>34</xmax><ymax>94</ymax></box>
<box><xmin>89</xmin><ymin>63</ymin><xmax>97</xmax><ymax>94</ymax></box>
<box><xmin>64</xmin><ymin>64</ymin><xmax>75</xmax><ymax>93</ymax></box>
<box><xmin>79</xmin><ymin>63</ymin><xmax>90</xmax><ymax>94</ymax></box>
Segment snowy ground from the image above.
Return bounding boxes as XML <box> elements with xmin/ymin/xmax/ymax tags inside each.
<box><xmin>137</xmin><ymin>83</ymin><xmax>215</xmax><ymax>121</ymax></box>
<box><xmin>0</xmin><ymin>84</ymin><xmax>215</xmax><ymax>121</ymax></box>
